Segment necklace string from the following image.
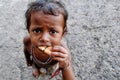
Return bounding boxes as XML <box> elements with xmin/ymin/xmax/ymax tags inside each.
<box><xmin>31</xmin><ymin>46</ymin><xmax>52</xmax><ymax>66</ymax></box>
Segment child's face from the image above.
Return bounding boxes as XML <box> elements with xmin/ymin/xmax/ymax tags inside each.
<box><xmin>29</xmin><ymin>11</ymin><xmax>65</xmax><ymax>47</ymax></box>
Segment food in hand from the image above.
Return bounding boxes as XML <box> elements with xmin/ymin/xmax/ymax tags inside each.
<box><xmin>38</xmin><ymin>46</ymin><xmax>52</xmax><ymax>55</ymax></box>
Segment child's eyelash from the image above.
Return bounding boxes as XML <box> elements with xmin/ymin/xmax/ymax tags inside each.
<box><xmin>32</xmin><ymin>28</ymin><xmax>42</xmax><ymax>33</ymax></box>
<box><xmin>50</xmin><ymin>29</ymin><xmax>58</xmax><ymax>34</ymax></box>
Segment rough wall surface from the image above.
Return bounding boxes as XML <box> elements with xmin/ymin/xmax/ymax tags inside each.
<box><xmin>0</xmin><ymin>0</ymin><xmax>120</xmax><ymax>80</ymax></box>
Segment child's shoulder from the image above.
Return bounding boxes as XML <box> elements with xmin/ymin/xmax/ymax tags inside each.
<box><xmin>60</xmin><ymin>38</ymin><xmax>69</xmax><ymax>49</ymax></box>
<box><xmin>23</xmin><ymin>35</ymin><xmax>31</xmax><ymax>46</ymax></box>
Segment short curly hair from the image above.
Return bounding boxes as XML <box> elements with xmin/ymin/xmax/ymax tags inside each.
<box><xmin>25</xmin><ymin>0</ymin><xmax>68</xmax><ymax>33</ymax></box>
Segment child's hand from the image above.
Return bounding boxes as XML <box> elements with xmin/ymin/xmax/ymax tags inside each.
<box><xmin>51</xmin><ymin>43</ymin><xmax>71</xmax><ymax>70</ymax></box>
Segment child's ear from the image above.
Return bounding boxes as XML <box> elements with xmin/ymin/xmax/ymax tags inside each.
<box><xmin>62</xmin><ymin>32</ymin><xmax>66</xmax><ymax>37</ymax></box>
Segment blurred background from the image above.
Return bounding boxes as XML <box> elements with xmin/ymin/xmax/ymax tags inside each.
<box><xmin>0</xmin><ymin>0</ymin><xmax>120</xmax><ymax>80</ymax></box>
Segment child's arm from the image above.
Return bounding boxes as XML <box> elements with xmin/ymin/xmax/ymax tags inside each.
<box><xmin>51</xmin><ymin>42</ymin><xmax>76</xmax><ymax>80</ymax></box>
<box><xmin>23</xmin><ymin>46</ymin><xmax>32</xmax><ymax>66</ymax></box>
<box><xmin>61</xmin><ymin>64</ymin><xmax>75</xmax><ymax>80</ymax></box>
<box><xmin>23</xmin><ymin>36</ymin><xmax>32</xmax><ymax>66</ymax></box>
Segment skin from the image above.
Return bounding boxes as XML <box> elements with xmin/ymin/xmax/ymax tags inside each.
<box><xmin>23</xmin><ymin>11</ymin><xmax>76</xmax><ymax>80</ymax></box>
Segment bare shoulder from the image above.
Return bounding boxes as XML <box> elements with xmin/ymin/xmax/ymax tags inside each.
<box><xmin>23</xmin><ymin>35</ymin><xmax>31</xmax><ymax>46</ymax></box>
<box><xmin>60</xmin><ymin>40</ymin><xmax>69</xmax><ymax>50</ymax></box>
<box><xmin>23</xmin><ymin>35</ymin><xmax>33</xmax><ymax>66</ymax></box>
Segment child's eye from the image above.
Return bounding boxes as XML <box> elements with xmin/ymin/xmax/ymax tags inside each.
<box><xmin>33</xmin><ymin>28</ymin><xmax>42</xmax><ymax>33</ymax></box>
<box><xmin>50</xmin><ymin>29</ymin><xmax>57</xmax><ymax>34</ymax></box>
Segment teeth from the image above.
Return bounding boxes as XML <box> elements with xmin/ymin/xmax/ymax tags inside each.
<box><xmin>38</xmin><ymin>46</ymin><xmax>52</xmax><ymax>55</ymax></box>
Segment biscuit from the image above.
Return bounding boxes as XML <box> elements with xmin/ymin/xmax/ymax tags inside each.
<box><xmin>38</xmin><ymin>46</ymin><xmax>52</xmax><ymax>55</ymax></box>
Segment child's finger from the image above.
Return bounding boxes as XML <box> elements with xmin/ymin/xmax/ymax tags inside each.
<box><xmin>52</xmin><ymin>57</ymin><xmax>65</xmax><ymax>62</ymax></box>
<box><xmin>52</xmin><ymin>57</ymin><xmax>68</xmax><ymax>68</ymax></box>
<box><xmin>52</xmin><ymin>46</ymin><xmax>68</xmax><ymax>54</ymax></box>
<box><xmin>51</xmin><ymin>52</ymin><xmax>67</xmax><ymax>58</ymax></box>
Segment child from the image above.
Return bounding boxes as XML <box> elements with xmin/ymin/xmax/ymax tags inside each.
<box><xmin>23</xmin><ymin>0</ymin><xmax>75</xmax><ymax>80</ymax></box>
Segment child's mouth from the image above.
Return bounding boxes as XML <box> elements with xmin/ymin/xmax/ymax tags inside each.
<box><xmin>38</xmin><ymin>46</ymin><xmax>52</xmax><ymax>55</ymax></box>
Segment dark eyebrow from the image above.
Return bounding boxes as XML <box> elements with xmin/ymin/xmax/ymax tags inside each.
<box><xmin>31</xmin><ymin>25</ymin><xmax>42</xmax><ymax>30</ymax></box>
<box><xmin>49</xmin><ymin>27</ymin><xmax>57</xmax><ymax>31</ymax></box>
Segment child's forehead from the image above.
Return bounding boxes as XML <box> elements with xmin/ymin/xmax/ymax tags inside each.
<box><xmin>30</xmin><ymin>11</ymin><xmax>64</xmax><ymax>25</ymax></box>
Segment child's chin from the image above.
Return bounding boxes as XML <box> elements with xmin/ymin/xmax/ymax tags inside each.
<box><xmin>35</xmin><ymin>46</ymin><xmax>58</xmax><ymax>66</ymax></box>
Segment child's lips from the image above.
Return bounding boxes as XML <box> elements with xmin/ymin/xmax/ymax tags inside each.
<box><xmin>38</xmin><ymin>43</ymin><xmax>52</xmax><ymax>47</ymax></box>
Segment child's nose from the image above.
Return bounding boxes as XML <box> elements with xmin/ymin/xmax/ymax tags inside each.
<box><xmin>40</xmin><ymin>33</ymin><xmax>50</xmax><ymax>42</ymax></box>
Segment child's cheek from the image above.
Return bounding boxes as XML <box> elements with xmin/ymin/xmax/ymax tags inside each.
<box><xmin>52</xmin><ymin>38</ymin><xmax>62</xmax><ymax>46</ymax></box>
<box><xmin>30</xmin><ymin>36</ymin><xmax>38</xmax><ymax>46</ymax></box>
